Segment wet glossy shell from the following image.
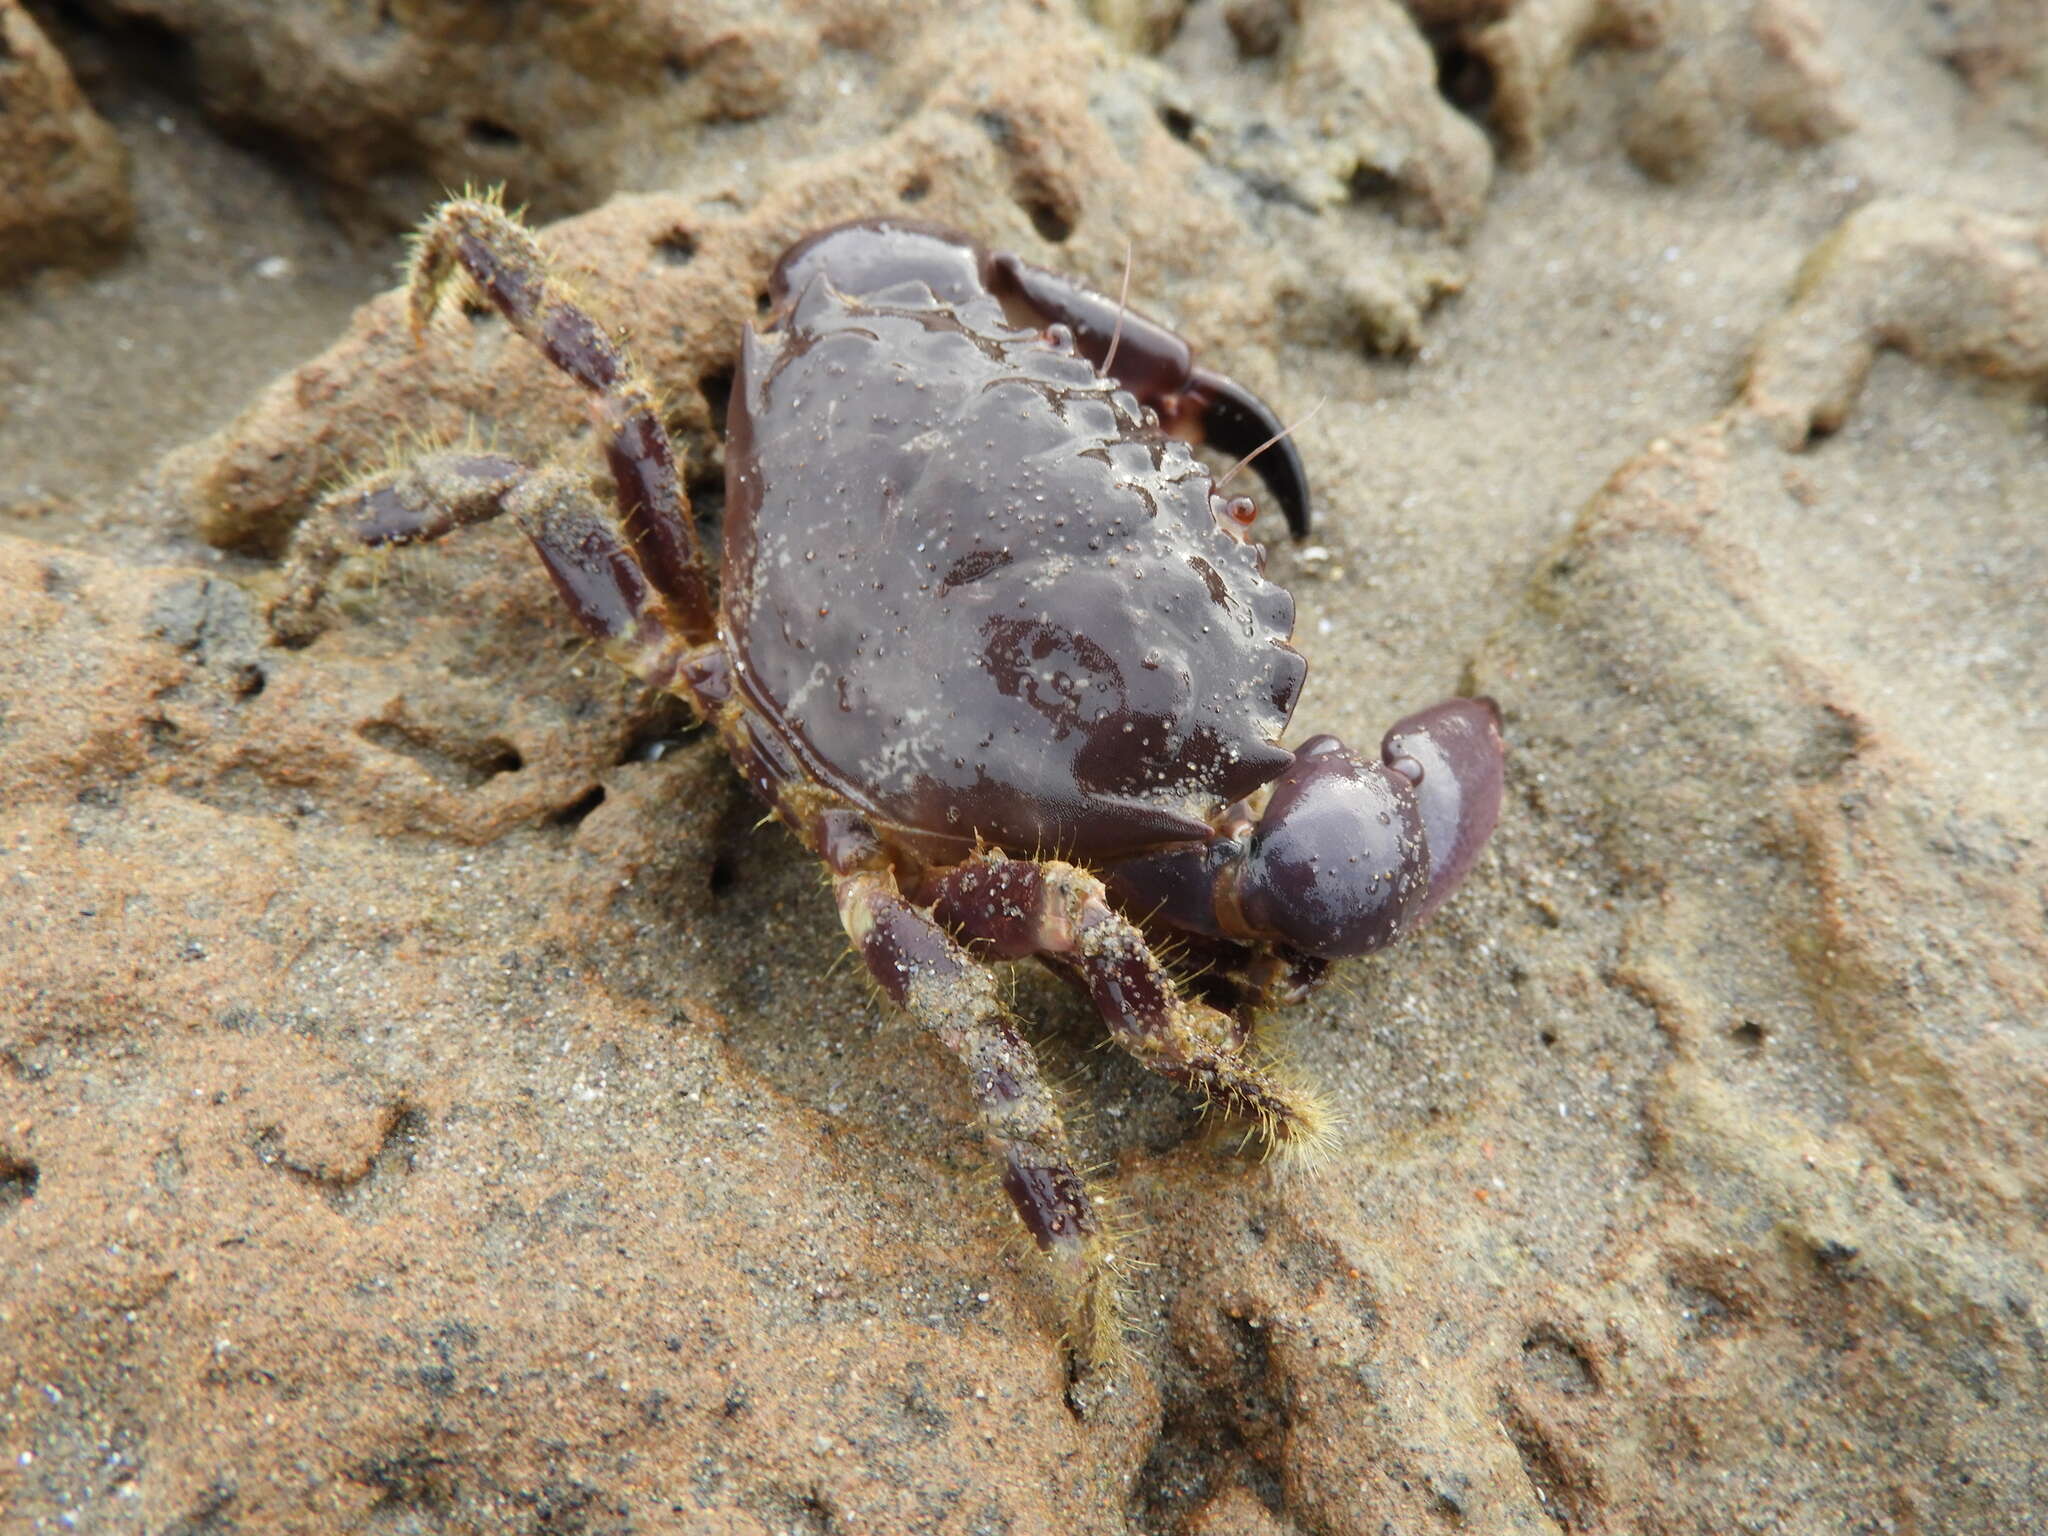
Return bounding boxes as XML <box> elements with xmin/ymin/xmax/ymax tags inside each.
<box><xmin>722</xmin><ymin>266</ymin><xmax>1305</xmax><ymax>860</ymax></box>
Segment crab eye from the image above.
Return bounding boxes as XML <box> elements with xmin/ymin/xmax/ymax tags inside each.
<box><xmin>1043</xmin><ymin>322</ymin><xmax>1075</xmax><ymax>352</ymax></box>
<box><xmin>1210</xmin><ymin>493</ymin><xmax>1259</xmax><ymax>535</ymax></box>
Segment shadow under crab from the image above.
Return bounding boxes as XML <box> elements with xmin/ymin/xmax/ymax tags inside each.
<box><xmin>274</xmin><ymin>195</ymin><xmax>1506</xmax><ymax>1368</ymax></box>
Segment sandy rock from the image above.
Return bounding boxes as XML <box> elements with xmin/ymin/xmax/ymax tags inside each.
<box><xmin>1281</xmin><ymin>0</ymin><xmax>1495</xmax><ymax>234</ymax></box>
<box><xmin>1390</xmin><ymin>0</ymin><xmax>1857</xmax><ymax>184</ymax></box>
<box><xmin>1622</xmin><ymin>0</ymin><xmax>1855</xmax><ymax>181</ymax></box>
<box><xmin>62</xmin><ymin>0</ymin><xmax>826</xmax><ymax>227</ymax></box>
<box><xmin>1091</xmin><ymin>0</ymin><xmax>1197</xmax><ymax>55</ymax></box>
<box><xmin>0</xmin><ymin>0</ymin><xmax>131</xmax><ymax>281</ymax></box>
<box><xmin>1147</xmin><ymin>0</ymin><xmax>1494</xmax><ymax>241</ymax></box>
<box><xmin>1930</xmin><ymin>0</ymin><xmax>2048</xmax><ymax>142</ymax></box>
<box><xmin>1447</xmin><ymin>374</ymin><xmax>2048</xmax><ymax>1526</ymax></box>
<box><xmin>1461</xmin><ymin>0</ymin><xmax>1666</xmax><ymax>161</ymax></box>
<box><xmin>1744</xmin><ymin>197</ymin><xmax>2048</xmax><ymax>446</ymax></box>
<box><xmin>1222</xmin><ymin>0</ymin><xmax>1290</xmax><ymax>60</ymax></box>
<box><xmin>1742</xmin><ymin>0</ymin><xmax>1857</xmax><ymax>147</ymax></box>
<box><xmin>1619</xmin><ymin>48</ymin><xmax>1723</xmax><ymax>182</ymax></box>
<box><xmin>0</xmin><ymin>528</ymin><xmax>1158</xmax><ymax>1531</ymax></box>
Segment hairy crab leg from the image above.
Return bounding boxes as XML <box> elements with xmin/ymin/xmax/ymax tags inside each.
<box><xmin>917</xmin><ymin>854</ymin><xmax>1335</xmax><ymax>1164</ymax></box>
<box><xmin>834</xmin><ymin>862</ymin><xmax>1126</xmax><ymax>1369</ymax></box>
<box><xmin>269</xmin><ymin>449</ymin><xmax>530</xmax><ymax>645</ymax></box>
<box><xmin>502</xmin><ymin>467</ymin><xmax>706</xmax><ymax>692</ymax></box>
<box><xmin>271</xmin><ymin>448</ymin><xmax>712</xmax><ymax>705</ymax></box>
<box><xmin>407</xmin><ymin>193</ymin><xmax>718</xmax><ymax>642</ymax></box>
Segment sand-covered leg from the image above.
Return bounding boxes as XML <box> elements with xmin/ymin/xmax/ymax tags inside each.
<box><xmin>918</xmin><ymin>853</ymin><xmax>1336</xmax><ymax>1164</ymax></box>
<box><xmin>835</xmin><ymin>864</ymin><xmax>1125</xmax><ymax>1368</ymax></box>
<box><xmin>408</xmin><ymin>191</ymin><xmax>716</xmax><ymax>639</ymax></box>
<box><xmin>270</xmin><ymin>449</ymin><xmax>529</xmax><ymax>644</ymax></box>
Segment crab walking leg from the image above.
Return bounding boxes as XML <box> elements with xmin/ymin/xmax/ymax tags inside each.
<box><xmin>270</xmin><ymin>449</ymin><xmax>530</xmax><ymax>644</ymax></box>
<box><xmin>407</xmin><ymin>193</ymin><xmax>717</xmax><ymax>642</ymax></box>
<box><xmin>269</xmin><ymin>455</ymin><xmax>703</xmax><ymax>697</ymax></box>
<box><xmin>495</xmin><ymin>467</ymin><xmax>716</xmax><ymax>692</ymax></box>
<box><xmin>835</xmin><ymin>866</ymin><xmax>1125</xmax><ymax>1366</ymax></box>
<box><xmin>919</xmin><ymin>855</ymin><xmax>1336</xmax><ymax>1162</ymax></box>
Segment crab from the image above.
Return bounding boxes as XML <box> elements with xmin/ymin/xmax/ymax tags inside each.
<box><xmin>274</xmin><ymin>197</ymin><xmax>1506</xmax><ymax>1367</ymax></box>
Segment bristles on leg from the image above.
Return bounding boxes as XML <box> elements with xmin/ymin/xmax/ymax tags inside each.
<box><xmin>1056</xmin><ymin>1234</ymin><xmax>1131</xmax><ymax>1373</ymax></box>
<box><xmin>1257</xmin><ymin>1075</ymin><xmax>1342</xmax><ymax>1172</ymax></box>
<box><xmin>404</xmin><ymin>186</ymin><xmax>519</xmax><ymax>339</ymax></box>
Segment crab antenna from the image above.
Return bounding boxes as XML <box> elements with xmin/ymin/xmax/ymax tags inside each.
<box><xmin>1099</xmin><ymin>239</ymin><xmax>1135</xmax><ymax>380</ymax></box>
<box><xmin>1214</xmin><ymin>395</ymin><xmax>1329</xmax><ymax>493</ymax></box>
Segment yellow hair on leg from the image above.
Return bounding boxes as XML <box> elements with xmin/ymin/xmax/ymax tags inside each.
<box><xmin>1056</xmin><ymin>1231</ymin><xmax>1132</xmax><ymax>1374</ymax></box>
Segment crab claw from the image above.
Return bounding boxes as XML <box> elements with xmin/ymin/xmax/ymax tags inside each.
<box><xmin>1218</xmin><ymin>701</ymin><xmax>1504</xmax><ymax>958</ymax></box>
<box><xmin>1380</xmin><ymin>699</ymin><xmax>1506</xmax><ymax>926</ymax></box>
<box><xmin>1181</xmin><ymin>366</ymin><xmax>1312</xmax><ymax>541</ymax></box>
<box><xmin>979</xmin><ymin>248</ymin><xmax>1314</xmax><ymax>539</ymax></box>
<box><xmin>1226</xmin><ymin>736</ymin><xmax>1427</xmax><ymax>957</ymax></box>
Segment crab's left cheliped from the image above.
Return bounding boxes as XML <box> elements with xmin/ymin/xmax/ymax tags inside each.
<box><xmin>272</xmin><ymin>193</ymin><xmax>1505</xmax><ymax>1373</ymax></box>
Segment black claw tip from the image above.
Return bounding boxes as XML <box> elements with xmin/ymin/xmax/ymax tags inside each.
<box><xmin>1187</xmin><ymin>367</ymin><xmax>1312</xmax><ymax>539</ymax></box>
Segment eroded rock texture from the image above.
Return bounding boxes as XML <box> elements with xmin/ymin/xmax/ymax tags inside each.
<box><xmin>3</xmin><ymin>0</ymin><xmax>2045</xmax><ymax>1532</ymax></box>
<box><xmin>57</xmin><ymin>0</ymin><xmax>823</xmax><ymax>226</ymax></box>
<box><xmin>0</xmin><ymin>0</ymin><xmax>131</xmax><ymax>278</ymax></box>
